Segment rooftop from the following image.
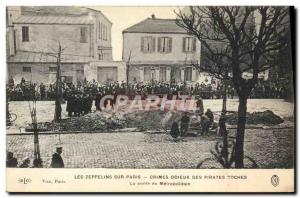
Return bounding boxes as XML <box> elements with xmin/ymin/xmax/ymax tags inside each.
<box><xmin>123</xmin><ymin>16</ymin><xmax>187</xmax><ymax>34</ymax></box>
<box><xmin>13</xmin><ymin>15</ymin><xmax>94</xmax><ymax>25</ymax></box>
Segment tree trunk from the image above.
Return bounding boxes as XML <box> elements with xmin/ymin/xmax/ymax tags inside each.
<box><xmin>235</xmin><ymin>96</ymin><xmax>248</xmax><ymax>168</ymax></box>
<box><xmin>222</xmin><ymin>80</ymin><xmax>227</xmax><ymax>112</ymax></box>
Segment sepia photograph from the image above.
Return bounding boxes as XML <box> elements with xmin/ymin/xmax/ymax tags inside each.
<box><xmin>5</xmin><ymin>4</ymin><xmax>295</xmax><ymax>193</ymax></box>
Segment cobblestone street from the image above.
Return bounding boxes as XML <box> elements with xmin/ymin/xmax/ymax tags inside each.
<box><xmin>7</xmin><ymin>128</ymin><xmax>294</xmax><ymax>168</ymax></box>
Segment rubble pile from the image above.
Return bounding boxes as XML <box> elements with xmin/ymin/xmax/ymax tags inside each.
<box><xmin>25</xmin><ymin>109</ymin><xmax>284</xmax><ymax>133</ymax></box>
<box><xmin>26</xmin><ymin>112</ymin><xmax>127</xmax><ymax>132</ymax></box>
<box><xmin>124</xmin><ymin>110</ymin><xmax>167</xmax><ymax>131</ymax></box>
<box><xmin>226</xmin><ymin>110</ymin><xmax>284</xmax><ymax>126</ymax></box>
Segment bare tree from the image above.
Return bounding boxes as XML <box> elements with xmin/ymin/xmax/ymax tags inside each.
<box><xmin>176</xmin><ymin>6</ymin><xmax>289</xmax><ymax>168</ymax></box>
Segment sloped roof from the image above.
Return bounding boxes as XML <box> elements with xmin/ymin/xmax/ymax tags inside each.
<box><xmin>7</xmin><ymin>51</ymin><xmax>96</xmax><ymax>63</ymax></box>
<box><xmin>20</xmin><ymin>6</ymin><xmax>112</xmax><ymax>24</ymax></box>
<box><xmin>21</xmin><ymin>6</ymin><xmax>91</xmax><ymax>16</ymax></box>
<box><xmin>123</xmin><ymin>18</ymin><xmax>188</xmax><ymax>34</ymax></box>
<box><xmin>13</xmin><ymin>15</ymin><xmax>94</xmax><ymax>25</ymax></box>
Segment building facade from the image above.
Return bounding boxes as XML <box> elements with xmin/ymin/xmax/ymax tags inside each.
<box><xmin>7</xmin><ymin>6</ymin><xmax>125</xmax><ymax>84</ymax></box>
<box><xmin>123</xmin><ymin>15</ymin><xmax>201</xmax><ymax>84</ymax></box>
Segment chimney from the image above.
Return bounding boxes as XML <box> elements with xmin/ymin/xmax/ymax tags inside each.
<box><xmin>151</xmin><ymin>14</ymin><xmax>155</xmax><ymax>19</ymax></box>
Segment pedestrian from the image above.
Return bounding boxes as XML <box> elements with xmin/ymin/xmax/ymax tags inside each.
<box><xmin>180</xmin><ymin>112</ymin><xmax>190</xmax><ymax>137</ymax></box>
<box><xmin>218</xmin><ymin>111</ymin><xmax>227</xmax><ymax>137</ymax></box>
<box><xmin>205</xmin><ymin>109</ymin><xmax>214</xmax><ymax>128</ymax></box>
<box><xmin>170</xmin><ymin>122</ymin><xmax>180</xmax><ymax>141</ymax></box>
<box><xmin>19</xmin><ymin>157</ymin><xmax>30</xmax><ymax>168</ymax></box>
<box><xmin>195</xmin><ymin>97</ymin><xmax>204</xmax><ymax>114</ymax></box>
<box><xmin>50</xmin><ymin>147</ymin><xmax>64</xmax><ymax>168</ymax></box>
<box><xmin>6</xmin><ymin>152</ymin><xmax>18</xmax><ymax>167</ymax></box>
<box><xmin>200</xmin><ymin>113</ymin><xmax>210</xmax><ymax>136</ymax></box>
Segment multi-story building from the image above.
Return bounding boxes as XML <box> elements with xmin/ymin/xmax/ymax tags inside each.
<box><xmin>123</xmin><ymin>15</ymin><xmax>202</xmax><ymax>84</ymax></box>
<box><xmin>7</xmin><ymin>6</ymin><xmax>125</xmax><ymax>84</ymax></box>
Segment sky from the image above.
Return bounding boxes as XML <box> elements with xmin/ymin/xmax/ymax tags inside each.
<box><xmin>92</xmin><ymin>6</ymin><xmax>182</xmax><ymax>61</ymax></box>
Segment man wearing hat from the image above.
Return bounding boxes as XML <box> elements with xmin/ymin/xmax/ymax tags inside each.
<box><xmin>50</xmin><ymin>147</ymin><xmax>64</xmax><ymax>168</ymax></box>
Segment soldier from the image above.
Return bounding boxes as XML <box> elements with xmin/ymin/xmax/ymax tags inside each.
<box><xmin>50</xmin><ymin>147</ymin><xmax>64</xmax><ymax>168</ymax></box>
<box><xmin>95</xmin><ymin>92</ymin><xmax>102</xmax><ymax>111</ymax></box>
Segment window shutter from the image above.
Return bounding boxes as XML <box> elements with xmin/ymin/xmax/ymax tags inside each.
<box><xmin>192</xmin><ymin>38</ymin><xmax>196</xmax><ymax>52</ymax></box>
<box><xmin>152</xmin><ymin>37</ymin><xmax>156</xmax><ymax>52</ymax></box>
<box><xmin>182</xmin><ymin>37</ymin><xmax>186</xmax><ymax>52</ymax></box>
<box><xmin>168</xmin><ymin>37</ymin><xmax>172</xmax><ymax>53</ymax></box>
<box><xmin>22</xmin><ymin>27</ymin><xmax>25</xmax><ymax>41</ymax></box>
<box><xmin>157</xmin><ymin>37</ymin><xmax>161</xmax><ymax>52</ymax></box>
<box><xmin>141</xmin><ymin>37</ymin><xmax>144</xmax><ymax>52</ymax></box>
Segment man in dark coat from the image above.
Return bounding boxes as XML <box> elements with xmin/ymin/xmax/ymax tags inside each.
<box><xmin>205</xmin><ymin>109</ymin><xmax>214</xmax><ymax>127</ymax></box>
<box><xmin>6</xmin><ymin>152</ymin><xmax>18</xmax><ymax>167</ymax></box>
<box><xmin>180</xmin><ymin>112</ymin><xmax>190</xmax><ymax>137</ymax></box>
<box><xmin>50</xmin><ymin>147</ymin><xmax>64</xmax><ymax>168</ymax></box>
<box><xmin>200</xmin><ymin>114</ymin><xmax>210</xmax><ymax>136</ymax></box>
<box><xmin>170</xmin><ymin>122</ymin><xmax>180</xmax><ymax>141</ymax></box>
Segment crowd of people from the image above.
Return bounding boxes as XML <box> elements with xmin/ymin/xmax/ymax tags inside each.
<box><xmin>7</xmin><ymin>77</ymin><xmax>286</xmax><ymax>104</ymax></box>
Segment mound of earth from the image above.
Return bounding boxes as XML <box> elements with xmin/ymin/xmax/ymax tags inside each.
<box><xmin>26</xmin><ymin>112</ymin><xmax>127</xmax><ymax>132</ymax></box>
<box><xmin>124</xmin><ymin>110</ymin><xmax>185</xmax><ymax>131</ymax></box>
<box><xmin>226</xmin><ymin>110</ymin><xmax>284</xmax><ymax>126</ymax></box>
<box><xmin>26</xmin><ymin>110</ymin><xmax>199</xmax><ymax>132</ymax></box>
<box><xmin>25</xmin><ymin>109</ymin><xmax>284</xmax><ymax>132</ymax></box>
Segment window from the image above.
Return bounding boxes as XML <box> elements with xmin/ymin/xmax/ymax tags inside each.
<box><xmin>159</xmin><ymin>67</ymin><xmax>167</xmax><ymax>82</ymax></box>
<box><xmin>144</xmin><ymin>67</ymin><xmax>156</xmax><ymax>82</ymax></box>
<box><xmin>98</xmin><ymin>22</ymin><xmax>101</xmax><ymax>39</ymax></box>
<box><xmin>62</xmin><ymin>76</ymin><xmax>73</xmax><ymax>83</ymax></box>
<box><xmin>23</xmin><ymin>66</ymin><xmax>31</xmax><ymax>72</ymax></box>
<box><xmin>184</xmin><ymin>67</ymin><xmax>193</xmax><ymax>81</ymax></box>
<box><xmin>98</xmin><ymin>53</ymin><xmax>103</xmax><ymax>60</ymax></box>
<box><xmin>183</xmin><ymin>37</ymin><xmax>196</xmax><ymax>52</ymax></box>
<box><xmin>102</xmin><ymin>24</ymin><xmax>106</xmax><ymax>40</ymax></box>
<box><xmin>102</xmin><ymin>25</ymin><xmax>108</xmax><ymax>41</ymax></box>
<box><xmin>49</xmin><ymin>66</ymin><xmax>57</xmax><ymax>73</ymax></box>
<box><xmin>141</xmin><ymin>36</ymin><xmax>155</xmax><ymax>53</ymax></box>
<box><xmin>158</xmin><ymin>37</ymin><xmax>172</xmax><ymax>53</ymax></box>
<box><xmin>22</xmin><ymin>26</ymin><xmax>29</xmax><ymax>42</ymax></box>
<box><xmin>80</xmin><ymin>27</ymin><xmax>88</xmax><ymax>43</ymax></box>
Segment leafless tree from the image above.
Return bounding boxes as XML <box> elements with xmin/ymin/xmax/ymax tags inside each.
<box><xmin>176</xmin><ymin>6</ymin><xmax>289</xmax><ymax>168</ymax></box>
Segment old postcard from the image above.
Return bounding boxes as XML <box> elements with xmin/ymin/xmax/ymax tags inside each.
<box><xmin>5</xmin><ymin>6</ymin><xmax>295</xmax><ymax>193</ymax></box>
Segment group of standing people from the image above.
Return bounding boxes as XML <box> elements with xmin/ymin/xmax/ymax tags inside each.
<box><xmin>6</xmin><ymin>147</ymin><xmax>64</xmax><ymax>168</ymax></box>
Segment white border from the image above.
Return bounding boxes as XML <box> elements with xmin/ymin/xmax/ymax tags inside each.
<box><xmin>1</xmin><ymin>0</ymin><xmax>298</xmax><ymax>197</ymax></box>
